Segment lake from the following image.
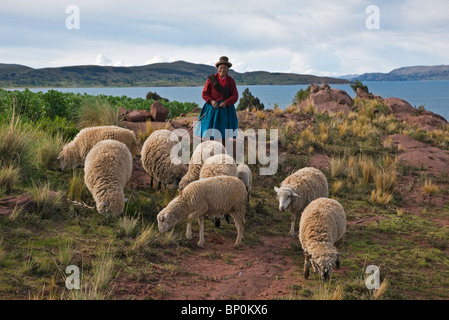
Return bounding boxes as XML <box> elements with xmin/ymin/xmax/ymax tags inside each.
<box><xmin>18</xmin><ymin>80</ymin><xmax>449</xmax><ymax>121</ymax></box>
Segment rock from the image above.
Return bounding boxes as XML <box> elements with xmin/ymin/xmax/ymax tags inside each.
<box><xmin>0</xmin><ymin>194</ymin><xmax>35</xmax><ymax>216</ymax></box>
<box><xmin>384</xmin><ymin>98</ymin><xmax>417</xmax><ymax>116</ymax></box>
<box><xmin>384</xmin><ymin>97</ymin><xmax>447</xmax><ymax>130</ymax></box>
<box><xmin>150</xmin><ymin>101</ymin><xmax>169</xmax><ymax>122</ymax></box>
<box><xmin>298</xmin><ymin>84</ymin><xmax>353</xmax><ymax>113</ymax></box>
<box><xmin>356</xmin><ymin>88</ymin><xmax>381</xmax><ymax>100</ymax></box>
<box><xmin>386</xmin><ymin>134</ymin><xmax>449</xmax><ymax>175</ymax></box>
<box><xmin>126</xmin><ymin>110</ymin><xmax>151</xmax><ymax>122</ymax></box>
<box><xmin>119</xmin><ymin>106</ymin><xmax>129</xmax><ymax>120</ymax></box>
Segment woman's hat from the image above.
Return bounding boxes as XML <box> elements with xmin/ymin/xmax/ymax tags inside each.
<box><xmin>215</xmin><ymin>56</ymin><xmax>232</xmax><ymax>68</ymax></box>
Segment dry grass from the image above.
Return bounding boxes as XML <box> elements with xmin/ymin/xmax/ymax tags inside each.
<box><xmin>422</xmin><ymin>178</ymin><xmax>440</xmax><ymax>195</ymax></box>
<box><xmin>0</xmin><ymin>164</ymin><xmax>20</xmax><ymax>194</ymax></box>
<box><xmin>77</xmin><ymin>99</ymin><xmax>122</xmax><ymax>128</ymax></box>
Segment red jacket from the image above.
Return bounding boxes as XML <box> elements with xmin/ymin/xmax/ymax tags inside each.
<box><xmin>202</xmin><ymin>73</ymin><xmax>239</xmax><ymax>106</ymax></box>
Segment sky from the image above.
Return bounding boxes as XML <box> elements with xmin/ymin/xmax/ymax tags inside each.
<box><xmin>1</xmin><ymin>0</ymin><xmax>449</xmax><ymax>77</ymax></box>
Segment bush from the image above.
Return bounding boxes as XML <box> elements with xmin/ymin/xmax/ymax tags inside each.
<box><xmin>350</xmin><ymin>80</ymin><xmax>369</xmax><ymax>94</ymax></box>
<box><xmin>293</xmin><ymin>86</ymin><xmax>310</xmax><ymax>105</ymax></box>
<box><xmin>146</xmin><ymin>91</ymin><xmax>169</xmax><ymax>102</ymax></box>
<box><xmin>237</xmin><ymin>88</ymin><xmax>264</xmax><ymax>111</ymax></box>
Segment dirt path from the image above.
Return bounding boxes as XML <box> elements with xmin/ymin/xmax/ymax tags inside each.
<box><xmin>114</xmin><ymin>235</ymin><xmax>303</xmax><ymax>300</ymax></box>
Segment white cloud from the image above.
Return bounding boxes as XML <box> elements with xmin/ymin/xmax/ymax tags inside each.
<box><xmin>1</xmin><ymin>0</ymin><xmax>449</xmax><ymax>75</ymax></box>
<box><xmin>95</xmin><ymin>54</ymin><xmax>132</xmax><ymax>67</ymax></box>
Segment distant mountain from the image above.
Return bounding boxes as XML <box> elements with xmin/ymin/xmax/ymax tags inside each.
<box><xmin>357</xmin><ymin>65</ymin><xmax>449</xmax><ymax>81</ymax></box>
<box><xmin>0</xmin><ymin>60</ymin><xmax>351</xmax><ymax>88</ymax></box>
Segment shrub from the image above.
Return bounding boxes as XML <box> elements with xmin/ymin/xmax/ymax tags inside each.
<box><xmin>0</xmin><ymin>110</ymin><xmax>39</xmax><ymax>174</ymax></box>
<box><xmin>76</xmin><ymin>98</ymin><xmax>122</xmax><ymax>128</ymax></box>
<box><xmin>350</xmin><ymin>80</ymin><xmax>369</xmax><ymax>94</ymax></box>
<box><xmin>293</xmin><ymin>86</ymin><xmax>310</xmax><ymax>105</ymax></box>
<box><xmin>237</xmin><ymin>88</ymin><xmax>264</xmax><ymax>111</ymax></box>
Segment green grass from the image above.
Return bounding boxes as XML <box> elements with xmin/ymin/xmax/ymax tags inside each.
<box><xmin>0</xmin><ymin>89</ymin><xmax>449</xmax><ymax>300</ymax></box>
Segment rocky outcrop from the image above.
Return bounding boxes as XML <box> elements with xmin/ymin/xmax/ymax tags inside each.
<box><xmin>384</xmin><ymin>98</ymin><xmax>447</xmax><ymax>131</ymax></box>
<box><xmin>298</xmin><ymin>83</ymin><xmax>353</xmax><ymax>113</ymax></box>
<box><xmin>150</xmin><ymin>101</ymin><xmax>169</xmax><ymax>122</ymax></box>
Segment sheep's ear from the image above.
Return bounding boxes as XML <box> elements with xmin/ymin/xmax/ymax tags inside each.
<box><xmin>103</xmin><ymin>201</ymin><xmax>110</xmax><ymax>207</ymax></box>
<box><xmin>291</xmin><ymin>190</ymin><xmax>299</xmax><ymax>197</ymax></box>
<box><xmin>274</xmin><ymin>186</ymin><xmax>280</xmax><ymax>193</ymax></box>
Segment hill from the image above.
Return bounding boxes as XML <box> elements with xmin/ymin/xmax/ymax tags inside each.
<box><xmin>356</xmin><ymin>65</ymin><xmax>449</xmax><ymax>81</ymax></box>
<box><xmin>0</xmin><ymin>60</ymin><xmax>351</xmax><ymax>87</ymax></box>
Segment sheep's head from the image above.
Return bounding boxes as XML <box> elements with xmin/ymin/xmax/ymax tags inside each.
<box><xmin>97</xmin><ymin>195</ymin><xmax>124</xmax><ymax>218</ymax></box>
<box><xmin>57</xmin><ymin>148</ymin><xmax>68</xmax><ymax>171</ymax></box>
<box><xmin>171</xmin><ymin>165</ymin><xmax>188</xmax><ymax>189</ymax></box>
<box><xmin>274</xmin><ymin>186</ymin><xmax>299</xmax><ymax>212</ymax></box>
<box><xmin>309</xmin><ymin>244</ymin><xmax>337</xmax><ymax>282</ymax></box>
<box><xmin>157</xmin><ymin>208</ymin><xmax>175</xmax><ymax>233</ymax></box>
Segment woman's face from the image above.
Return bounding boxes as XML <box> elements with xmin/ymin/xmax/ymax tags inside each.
<box><xmin>217</xmin><ymin>65</ymin><xmax>229</xmax><ymax>78</ymax></box>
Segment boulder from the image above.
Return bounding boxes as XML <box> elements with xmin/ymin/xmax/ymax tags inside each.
<box><xmin>126</xmin><ymin>110</ymin><xmax>151</xmax><ymax>122</ymax></box>
<box><xmin>384</xmin><ymin>98</ymin><xmax>417</xmax><ymax>116</ymax></box>
<box><xmin>150</xmin><ymin>101</ymin><xmax>169</xmax><ymax>122</ymax></box>
<box><xmin>384</xmin><ymin>97</ymin><xmax>447</xmax><ymax>130</ymax></box>
<box><xmin>298</xmin><ymin>84</ymin><xmax>353</xmax><ymax>113</ymax></box>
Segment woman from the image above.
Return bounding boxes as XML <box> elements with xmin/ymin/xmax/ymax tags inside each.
<box><xmin>195</xmin><ymin>56</ymin><xmax>239</xmax><ymax>142</ymax></box>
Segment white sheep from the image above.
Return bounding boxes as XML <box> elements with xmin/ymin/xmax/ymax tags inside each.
<box><xmin>199</xmin><ymin>154</ymin><xmax>237</xmax><ymax>179</ymax></box>
<box><xmin>299</xmin><ymin>197</ymin><xmax>346</xmax><ymax>281</ymax></box>
<box><xmin>178</xmin><ymin>140</ymin><xmax>226</xmax><ymax>190</ymax></box>
<box><xmin>84</xmin><ymin>139</ymin><xmax>132</xmax><ymax>217</ymax></box>
<box><xmin>57</xmin><ymin>125</ymin><xmax>138</xmax><ymax>171</ymax></box>
<box><xmin>274</xmin><ymin>167</ymin><xmax>328</xmax><ymax>237</ymax></box>
<box><xmin>157</xmin><ymin>176</ymin><xmax>247</xmax><ymax>249</ymax></box>
<box><xmin>237</xmin><ymin>163</ymin><xmax>252</xmax><ymax>202</ymax></box>
<box><xmin>199</xmin><ymin>153</ymin><xmax>238</xmax><ymax>228</ymax></box>
<box><xmin>141</xmin><ymin>129</ymin><xmax>187</xmax><ymax>189</ymax></box>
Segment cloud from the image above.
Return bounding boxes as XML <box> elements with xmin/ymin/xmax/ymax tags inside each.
<box><xmin>1</xmin><ymin>0</ymin><xmax>449</xmax><ymax>75</ymax></box>
<box><xmin>95</xmin><ymin>54</ymin><xmax>132</xmax><ymax>67</ymax></box>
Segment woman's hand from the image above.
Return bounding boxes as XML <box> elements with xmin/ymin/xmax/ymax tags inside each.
<box><xmin>211</xmin><ymin>100</ymin><xmax>218</xmax><ymax>108</ymax></box>
<box><xmin>219</xmin><ymin>101</ymin><xmax>227</xmax><ymax>108</ymax></box>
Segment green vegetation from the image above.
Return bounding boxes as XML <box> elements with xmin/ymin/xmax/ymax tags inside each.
<box><xmin>236</xmin><ymin>88</ymin><xmax>265</xmax><ymax>111</ymax></box>
<box><xmin>0</xmin><ymin>61</ymin><xmax>352</xmax><ymax>88</ymax></box>
<box><xmin>350</xmin><ymin>80</ymin><xmax>369</xmax><ymax>93</ymax></box>
<box><xmin>0</xmin><ymin>86</ymin><xmax>449</xmax><ymax>300</ymax></box>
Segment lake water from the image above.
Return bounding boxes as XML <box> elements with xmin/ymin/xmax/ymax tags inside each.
<box><xmin>17</xmin><ymin>80</ymin><xmax>449</xmax><ymax>121</ymax></box>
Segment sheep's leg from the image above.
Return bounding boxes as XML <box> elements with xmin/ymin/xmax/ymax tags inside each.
<box><xmin>304</xmin><ymin>253</ymin><xmax>311</xmax><ymax>279</ymax></box>
<box><xmin>186</xmin><ymin>215</ymin><xmax>193</xmax><ymax>240</ymax></box>
<box><xmin>197</xmin><ymin>216</ymin><xmax>205</xmax><ymax>247</ymax></box>
<box><xmin>288</xmin><ymin>213</ymin><xmax>296</xmax><ymax>237</ymax></box>
<box><xmin>230</xmin><ymin>209</ymin><xmax>245</xmax><ymax>249</ymax></box>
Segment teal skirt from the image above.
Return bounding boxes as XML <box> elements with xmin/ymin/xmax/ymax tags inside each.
<box><xmin>194</xmin><ymin>102</ymin><xmax>238</xmax><ymax>139</ymax></box>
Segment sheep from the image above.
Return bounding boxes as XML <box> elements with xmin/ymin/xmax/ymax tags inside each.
<box><xmin>57</xmin><ymin>125</ymin><xmax>138</xmax><ymax>171</ymax></box>
<box><xmin>274</xmin><ymin>167</ymin><xmax>328</xmax><ymax>237</ymax></box>
<box><xmin>141</xmin><ymin>129</ymin><xmax>187</xmax><ymax>189</ymax></box>
<box><xmin>199</xmin><ymin>153</ymin><xmax>238</xmax><ymax>228</ymax></box>
<box><xmin>157</xmin><ymin>176</ymin><xmax>247</xmax><ymax>249</ymax></box>
<box><xmin>199</xmin><ymin>154</ymin><xmax>238</xmax><ymax>179</ymax></box>
<box><xmin>178</xmin><ymin>140</ymin><xmax>226</xmax><ymax>191</ymax></box>
<box><xmin>237</xmin><ymin>163</ymin><xmax>252</xmax><ymax>202</ymax></box>
<box><xmin>84</xmin><ymin>139</ymin><xmax>132</xmax><ymax>217</ymax></box>
<box><xmin>299</xmin><ymin>197</ymin><xmax>346</xmax><ymax>281</ymax></box>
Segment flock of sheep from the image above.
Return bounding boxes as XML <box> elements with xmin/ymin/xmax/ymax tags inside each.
<box><xmin>57</xmin><ymin>125</ymin><xmax>347</xmax><ymax>281</ymax></box>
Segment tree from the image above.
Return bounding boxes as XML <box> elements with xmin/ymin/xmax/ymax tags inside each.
<box><xmin>350</xmin><ymin>80</ymin><xmax>369</xmax><ymax>94</ymax></box>
<box><xmin>237</xmin><ymin>88</ymin><xmax>264</xmax><ymax>111</ymax></box>
<box><xmin>146</xmin><ymin>91</ymin><xmax>169</xmax><ymax>102</ymax></box>
<box><xmin>293</xmin><ymin>86</ymin><xmax>311</xmax><ymax>105</ymax></box>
